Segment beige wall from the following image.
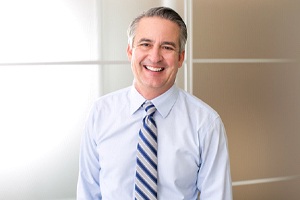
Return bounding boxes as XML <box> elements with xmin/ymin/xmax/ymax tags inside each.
<box><xmin>192</xmin><ymin>1</ymin><xmax>300</xmax><ymax>199</ymax></box>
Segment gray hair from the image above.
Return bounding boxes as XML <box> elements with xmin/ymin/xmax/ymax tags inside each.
<box><xmin>127</xmin><ymin>7</ymin><xmax>187</xmax><ymax>53</ymax></box>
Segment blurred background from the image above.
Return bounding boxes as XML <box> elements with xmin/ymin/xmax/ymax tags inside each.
<box><xmin>0</xmin><ymin>0</ymin><xmax>299</xmax><ymax>199</ymax></box>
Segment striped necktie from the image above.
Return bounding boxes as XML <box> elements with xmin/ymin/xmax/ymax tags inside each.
<box><xmin>135</xmin><ymin>101</ymin><xmax>158</xmax><ymax>200</ymax></box>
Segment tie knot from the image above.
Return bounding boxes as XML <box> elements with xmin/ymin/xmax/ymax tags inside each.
<box><xmin>142</xmin><ymin>101</ymin><xmax>156</xmax><ymax>116</ymax></box>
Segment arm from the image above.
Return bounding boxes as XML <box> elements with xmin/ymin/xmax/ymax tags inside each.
<box><xmin>197</xmin><ymin>117</ymin><xmax>232</xmax><ymax>200</ymax></box>
<box><xmin>77</xmin><ymin>104</ymin><xmax>102</xmax><ymax>200</ymax></box>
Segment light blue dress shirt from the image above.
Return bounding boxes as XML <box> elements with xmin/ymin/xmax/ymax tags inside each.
<box><xmin>77</xmin><ymin>85</ymin><xmax>232</xmax><ymax>200</ymax></box>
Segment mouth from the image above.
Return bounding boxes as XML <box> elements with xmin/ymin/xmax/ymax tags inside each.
<box><xmin>144</xmin><ymin>65</ymin><xmax>164</xmax><ymax>72</ymax></box>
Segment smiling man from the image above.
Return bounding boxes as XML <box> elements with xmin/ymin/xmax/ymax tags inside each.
<box><xmin>77</xmin><ymin>7</ymin><xmax>232</xmax><ymax>200</ymax></box>
<box><xmin>127</xmin><ymin>16</ymin><xmax>185</xmax><ymax>100</ymax></box>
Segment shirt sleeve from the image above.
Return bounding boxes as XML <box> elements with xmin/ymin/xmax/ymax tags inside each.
<box><xmin>197</xmin><ymin>116</ymin><xmax>232</xmax><ymax>200</ymax></box>
<box><xmin>77</xmin><ymin>103</ymin><xmax>102</xmax><ymax>200</ymax></box>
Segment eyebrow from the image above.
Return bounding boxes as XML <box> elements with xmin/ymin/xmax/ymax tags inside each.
<box><xmin>137</xmin><ymin>38</ymin><xmax>153</xmax><ymax>44</ymax></box>
<box><xmin>137</xmin><ymin>38</ymin><xmax>177</xmax><ymax>48</ymax></box>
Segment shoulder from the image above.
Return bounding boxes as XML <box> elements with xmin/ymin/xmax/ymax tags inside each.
<box><xmin>96</xmin><ymin>86</ymin><xmax>131</xmax><ymax>103</ymax></box>
<box><xmin>176</xmin><ymin>88</ymin><xmax>226</xmax><ymax>138</ymax></box>
<box><xmin>178</xmin><ymin>88</ymin><xmax>219</xmax><ymax>116</ymax></box>
<box><xmin>92</xmin><ymin>86</ymin><xmax>132</xmax><ymax>112</ymax></box>
<box><xmin>176</xmin><ymin>88</ymin><xmax>221</xmax><ymax>128</ymax></box>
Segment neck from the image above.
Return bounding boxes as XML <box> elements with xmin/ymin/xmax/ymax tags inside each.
<box><xmin>134</xmin><ymin>83</ymin><xmax>173</xmax><ymax>100</ymax></box>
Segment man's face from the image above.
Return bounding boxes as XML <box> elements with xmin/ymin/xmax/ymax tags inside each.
<box><xmin>127</xmin><ymin>17</ymin><xmax>185</xmax><ymax>98</ymax></box>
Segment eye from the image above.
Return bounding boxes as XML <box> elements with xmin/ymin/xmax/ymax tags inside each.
<box><xmin>139</xmin><ymin>43</ymin><xmax>151</xmax><ymax>47</ymax></box>
<box><xmin>162</xmin><ymin>45</ymin><xmax>175</xmax><ymax>51</ymax></box>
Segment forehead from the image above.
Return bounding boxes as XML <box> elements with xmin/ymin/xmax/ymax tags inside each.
<box><xmin>134</xmin><ymin>17</ymin><xmax>180</xmax><ymax>44</ymax></box>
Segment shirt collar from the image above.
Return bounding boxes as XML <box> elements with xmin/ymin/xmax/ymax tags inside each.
<box><xmin>129</xmin><ymin>86</ymin><xmax>146</xmax><ymax>115</ymax></box>
<box><xmin>129</xmin><ymin>84</ymin><xmax>179</xmax><ymax>118</ymax></box>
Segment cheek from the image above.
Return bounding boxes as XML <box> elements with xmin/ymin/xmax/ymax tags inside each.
<box><xmin>166</xmin><ymin>56</ymin><xmax>181</xmax><ymax>69</ymax></box>
<box><xmin>131</xmin><ymin>56</ymin><xmax>143</xmax><ymax>75</ymax></box>
<box><xmin>132</xmin><ymin>49</ymin><xmax>144</xmax><ymax>62</ymax></box>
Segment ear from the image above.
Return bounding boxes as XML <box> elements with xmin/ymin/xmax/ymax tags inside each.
<box><xmin>127</xmin><ymin>44</ymin><xmax>133</xmax><ymax>61</ymax></box>
<box><xmin>178</xmin><ymin>50</ymin><xmax>185</xmax><ymax>68</ymax></box>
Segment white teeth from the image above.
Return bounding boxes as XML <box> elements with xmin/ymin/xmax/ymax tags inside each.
<box><xmin>145</xmin><ymin>66</ymin><xmax>163</xmax><ymax>72</ymax></box>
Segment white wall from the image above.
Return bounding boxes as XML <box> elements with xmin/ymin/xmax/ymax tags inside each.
<box><xmin>0</xmin><ymin>0</ymin><xmax>99</xmax><ymax>199</ymax></box>
<box><xmin>0</xmin><ymin>0</ymin><xmax>189</xmax><ymax>199</ymax></box>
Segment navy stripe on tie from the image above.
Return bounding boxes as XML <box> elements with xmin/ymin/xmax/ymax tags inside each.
<box><xmin>139</xmin><ymin>130</ymin><xmax>157</xmax><ymax>155</ymax></box>
<box><xmin>135</xmin><ymin>184</ymin><xmax>150</xmax><ymax>200</ymax></box>
<box><xmin>145</xmin><ymin>104</ymin><xmax>155</xmax><ymax>112</ymax></box>
<box><xmin>143</xmin><ymin>118</ymin><xmax>157</xmax><ymax>142</ymax></box>
<box><xmin>148</xmin><ymin>117</ymin><xmax>156</xmax><ymax>127</ymax></box>
<box><xmin>137</xmin><ymin>145</ymin><xmax>157</xmax><ymax>172</ymax></box>
<box><xmin>137</xmin><ymin>159</ymin><xmax>157</xmax><ymax>183</ymax></box>
<box><xmin>136</xmin><ymin>172</ymin><xmax>157</xmax><ymax>197</ymax></box>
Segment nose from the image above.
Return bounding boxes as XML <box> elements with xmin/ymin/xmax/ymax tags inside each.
<box><xmin>148</xmin><ymin>46</ymin><xmax>163</xmax><ymax>63</ymax></box>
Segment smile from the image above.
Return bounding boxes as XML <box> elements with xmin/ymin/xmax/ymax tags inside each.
<box><xmin>144</xmin><ymin>65</ymin><xmax>164</xmax><ymax>72</ymax></box>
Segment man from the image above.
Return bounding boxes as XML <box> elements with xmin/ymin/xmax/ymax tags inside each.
<box><xmin>77</xmin><ymin>7</ymin><xmax>232</xmax><ymax>200</ymax></box>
